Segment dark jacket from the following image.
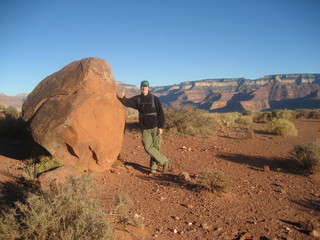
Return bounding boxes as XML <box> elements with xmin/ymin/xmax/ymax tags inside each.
<box><xmin>118</xmin><ymin>93</ymin><xmax>165</xmax><ymax>130</ymax></box>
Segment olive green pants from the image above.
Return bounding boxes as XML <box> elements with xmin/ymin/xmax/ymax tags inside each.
<box><xmin>142</xmin><ymin>127</ymin><xmax>168</xmax><ymax>171</ymax></box>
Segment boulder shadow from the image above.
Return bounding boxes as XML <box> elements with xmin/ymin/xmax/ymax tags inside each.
<box><xmin>217</xmin><ymin>153</ymin><xmax>291</xmax><ymax>173</ymax></box>
<box><xmin>0</xmin><ymin>135</ymin><xmax>50</xmax><ymax>160</ymax></box>
<box><xmin>290</xmin><ymin>198</ymin><xmax>320</xmax><ymax>213</ymax></box>
<box><xmin>0</xmin><ymin>116</ymin><xmax>50</xmax><ymax>160</ymax></box>
<box><xmin>138</xmin><ymin>172</ymin><xmax>205</xmax><ymax>193</ymax></box>
<box><xmin>254</xmin><ymin>129</ymin><xmax>274</xmax><ymax>135</ymax></box>
<box><xmin>0</xmin><ymin>177</ymin><xmax>41</xmax><ymax>209</ymax></box>
<box><xmin>279</xmin><ymin>219</ymin><xmax>309</xmax><ymax>235</ymax></box>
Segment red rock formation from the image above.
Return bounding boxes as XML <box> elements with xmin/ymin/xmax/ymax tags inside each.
<box><xmin>152</xmin><ymin>74</ymin><xmax>320</xmax><ymax>112</ymax></box>
<box><xmin>22</xmin><ymin>58</ymin><xmax>125</xmax><ymax>172</ymax></box>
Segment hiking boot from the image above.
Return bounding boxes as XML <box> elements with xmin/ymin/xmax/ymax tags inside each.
<box><xmin>162</xmin><ymin>160</ymin><xmax>169</xmax><ymax>173</ymax></box>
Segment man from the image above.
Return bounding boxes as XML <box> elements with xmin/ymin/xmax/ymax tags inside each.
<box><xmin>117</xmin><ymin>80</ymin><xmax>169</xmax><ymax>174</ymax></box>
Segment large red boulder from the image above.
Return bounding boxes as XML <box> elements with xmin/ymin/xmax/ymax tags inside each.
<box><xmin>22</xmin><ymin>57</ymin><xmax>125</xmax><ymax>172</ymax></box>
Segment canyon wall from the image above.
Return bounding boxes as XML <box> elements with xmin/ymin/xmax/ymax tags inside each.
<box><xmin>152</xmin><ymin>74</ymin><xmax>320</xmax><ymax>112</ymax></box>
<box><xmin>2</xmin><ymin>74</ymin><xmax>320</xmax><ymax>113</ymax></box>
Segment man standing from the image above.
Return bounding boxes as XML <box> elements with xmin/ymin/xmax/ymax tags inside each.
<box><xmin>117</xmin><ymin>80</ymin><xmax>169</xmax><ymax>174</ymax></box>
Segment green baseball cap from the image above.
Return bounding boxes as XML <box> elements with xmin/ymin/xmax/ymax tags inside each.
<box><xmin>140</xmin><ymin>80</ymin><xmax>149</xmax><ymax>87</ymax></box>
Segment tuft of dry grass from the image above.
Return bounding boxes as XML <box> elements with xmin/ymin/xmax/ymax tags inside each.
<box><xmin>23</xmin><ymin>156</ymin><xmax>64</xmax><ymax>180</ymax></box>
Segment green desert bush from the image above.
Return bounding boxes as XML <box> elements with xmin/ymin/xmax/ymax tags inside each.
<box><xmin>289</xmin><ymin>142</ymin><xmax>320</xmax><ymax>175</ymax></box>
<box><xmin>23</xmin><ymin>156</ymin><xmax>64</xmax><ymax>180</ymax></box>
<box><xmin>0</xmin><ymin>175</ymin><xmax>111</xmax><ymax>240</ymax></box>
<box><xmin>198</xmin><ymin>170</ymin><xmax>231</xmax><ymax>193</ymax></box>
<box><xmin>271</xmin><ymin>119</ymin><xmax>298</xmax><ymax>136</ymax></box>
<box><xmin>164</xmin><ymin>105</ymin><xmax>215</xmax><ymax>135</ymax></box>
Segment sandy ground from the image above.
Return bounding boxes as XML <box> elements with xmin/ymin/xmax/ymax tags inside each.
<box><xmin>0</xmin><ymin>119</ymin><xmax>320</xmax><ymax>240</ymax></box>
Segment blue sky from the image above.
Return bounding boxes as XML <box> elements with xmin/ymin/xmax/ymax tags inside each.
<box><xmin>1</xmin><ymin>0</ymin><xmax>320</xmax><ymax>95</ymax></box>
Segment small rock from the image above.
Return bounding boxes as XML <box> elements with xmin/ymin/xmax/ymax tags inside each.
<box><xmin>263</xmin><ymin>165</ymin><xmax>270</xmax><ymax>172</ymax></box>
<box><xmin>280</xmin><ymin>189</ymin><xmax>287</xmax><ymax>194</ymax></box>
<box><xmin>299</xmin><ymin>219</ymin><xmax>320</xmax><ymax>232</ymax></box>
<box><xmin>239</xmin><ymin>232</ymin><xmax>251</xmax><ymax>240</ymax></box>
<box><xmin>178</xmin><ymin>172</ymin><xmax>191</xmax><ymax>181</ymax></box>
<box><xmin>187</xmin><ymin>204</ymin><xmax>194</xmax><ymax>209</ymax></box>
<box><xmin>172</xmin><ymin>216</ymin><xmax>180</xmax><ymax>221</ymax></box>
<box><xmin>310</xmin><ymin>229</ymin><xmax>320</xmax><ymax>237</ymax></box>
<box><xmin>159</xmin><ymin>197</ymin><xmax>166</xmax><ymax>201</ymax></box>
<box><xmin>200</xmin><ymin>223</ymin><xmax>210</xmax><ymax>230</ymax></box>
<box><xmin>214</xmin><ymin>227</ymin><xmax>223</xmax><ymax>232</ymax></box>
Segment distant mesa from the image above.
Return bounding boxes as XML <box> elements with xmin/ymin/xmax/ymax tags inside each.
<box><xmin>1</xmin><ymin>73</ymin><xmax>320</xmax><ymax>113</ymax></box>
<box><xmin>151</xmin><ymin>73</ymin><xmax>320</xmax><ymax>112</ymax></box>
<box><xmin>0</xmin><ymin>93</ymin><xmax>28</xmax><ymax>111</ymax></box>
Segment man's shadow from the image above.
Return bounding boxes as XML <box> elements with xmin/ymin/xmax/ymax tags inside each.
<box><xmin>124</xmin><ymin>161</ymin><xmax>150</xmax><ymax>174</ymax></box>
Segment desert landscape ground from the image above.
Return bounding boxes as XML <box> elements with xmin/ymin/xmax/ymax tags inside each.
<box><xmin>0</xmin><ymin>118</ymin><xmax>320</xmax><ymax>240</ymax></box>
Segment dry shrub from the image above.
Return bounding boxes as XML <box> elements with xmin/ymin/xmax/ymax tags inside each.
<box><xmin>293</xmin><ymin>109</ymin><xmax>320</xmax><ymax>119</ymax></box>
<box><xmin>271</xmin><ymin>119</ymin><xmax>298</xmax><ymax>136</ymax></box>
<box><xmin>125</xmin><ymin>107</ymin><xmax>139</xmax><ymax>120</ymax></box>
<box><xmin>253</xmin><ymin>112</ymin><xmax>273</xmax><ymax>123</ymax></box>
<box><xmin>0</xmin><ymin>175</ymin><xmax>111</xmax><ymax>240</ymax></box>
<box><xmin>198</xmin><ymin>170</ymin><xmax>231</xmax><ymax>193</ymax></box>
<box><xmin>253</xmin><ymin>110</ymin><xmax>294</xmax><ymax>123</ymax></box>
<box><xmin>0</xmin><ymin>104</ymin><xmax>5</xmax><ymax>111</ymax></box>
<box><xmin>23</xmin><ymin>156</ymin><xmax>64</xmax><ymax>180</ymax></box>
<box><xmin>164</xmin><ymin>105</ymin><xmax>215</xmax><ymax>135</ymax></box>
<box><xmin>271</xmin><ymin>109</ymin><xmax>294</xmax><ymax>120</ymax></box>
<box><xmin>218</xmin><ymin>112</ymin><xmax>241</xmax><ymax>126</ymax></box>
<box><xmin>289</xmin><ymin>142</ymin><xmax>320</xmax><ymax>175</ymax></box>
<box><xmin>235</xmin><ymin>115</ymin><xmax>253</xmax><ymax>125</ymax></box>
<box><xmin>3</xmin><ymin>106</ymin><xmax>19</xmax><ymax>118</ymax></box>
<box><xmin>244</xmin><ymin>128</ymin><xmax>254</xmax><ymax>139</ymax></box>
<box><xmin>110</xmin><ymin>193</ymin><xmax>143</xmax><ymax>227</ymax></box>
<box><xmin>308</xmin><ymin>110</ymin><xmax>320</xmax><ymax>119</ymax></box>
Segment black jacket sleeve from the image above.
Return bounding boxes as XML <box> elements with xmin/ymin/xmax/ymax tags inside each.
<box><xmin>117</xmin><ymin>95</ymin><xmax>139</xmax><ymax>110</ymax></box>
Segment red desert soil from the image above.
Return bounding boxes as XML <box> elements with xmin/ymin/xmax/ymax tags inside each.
<box><xmin>1</xmin><ymin>119</ymin><xmax>320</xmax><ymax>240</ymax></box>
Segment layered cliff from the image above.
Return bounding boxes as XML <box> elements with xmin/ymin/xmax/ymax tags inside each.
<box><xmin>152</xmin><ymin>74</ymin><xmax>320</xmax><ymax>112</ymax></box>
